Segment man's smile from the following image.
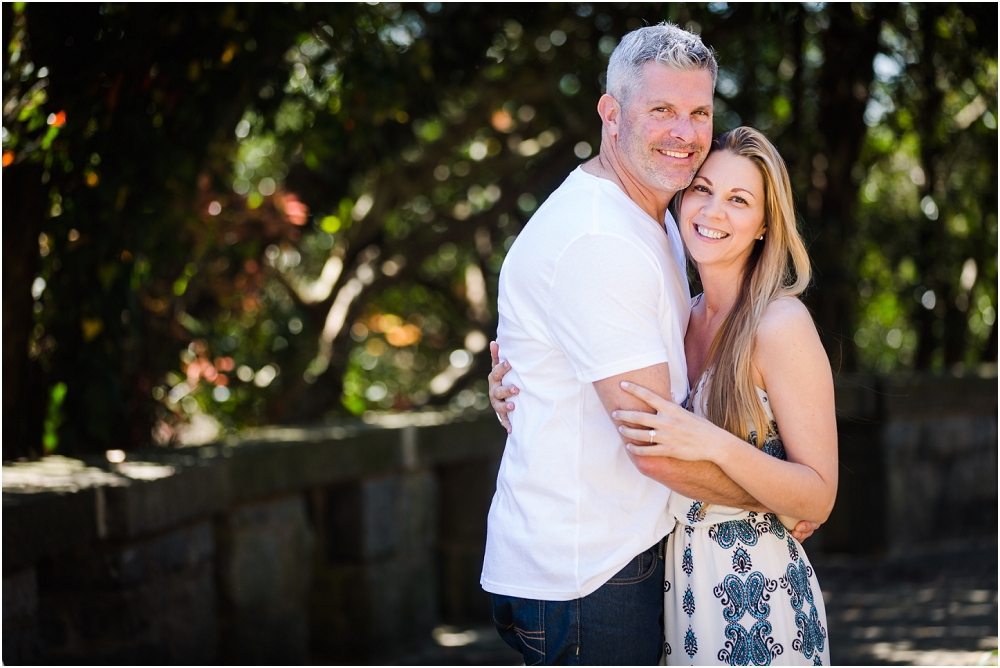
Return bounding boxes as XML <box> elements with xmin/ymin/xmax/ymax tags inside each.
<box><xmin>656</xmin><ymin>148</ymin><xmax>695</xmax><ymax>159</ymax></box>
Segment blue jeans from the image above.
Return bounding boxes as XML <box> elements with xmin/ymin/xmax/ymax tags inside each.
<box><xmin>492</xmin><ymin>539</ymin><xmax>665</xmax><ymax>665</ymax></box>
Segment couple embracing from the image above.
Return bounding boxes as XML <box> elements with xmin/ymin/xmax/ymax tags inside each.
<box><xmin>481</xmin><ymin>23</ymin><xmax>837</xmax><ymax>666</ymax></box>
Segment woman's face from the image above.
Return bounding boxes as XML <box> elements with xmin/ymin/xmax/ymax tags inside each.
<box><xmin>678</xmin><ymin>151</ymin><xmax>767</xmax><ymax>272</ymax></box>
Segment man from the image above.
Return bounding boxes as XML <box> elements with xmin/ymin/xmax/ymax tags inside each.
<box><xmin>481</xmin><ymin>23</ymin><xmax>815</xmax><ymax>664</ymax></box>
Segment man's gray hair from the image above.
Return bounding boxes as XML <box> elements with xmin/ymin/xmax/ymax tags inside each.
<box><xmin>606</xmin><ymin>22</ymin><xmax>717</xmax><ymax>108</ymax></box>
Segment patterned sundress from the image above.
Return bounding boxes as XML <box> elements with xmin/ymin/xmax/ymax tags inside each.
<box><xmin>663</xmin><ymin>375</ymin><xmax>830</xmax><ymax>666</ymax></box>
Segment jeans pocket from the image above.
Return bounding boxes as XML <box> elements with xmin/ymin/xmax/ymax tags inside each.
<box><xmin>606</xmin><ymin>542</ymin><xmax>660</xmax><ymax>585</ymax></box>
<box><xmin>515</xmin><ymin>627</ymin><xmax>545</xmax><ymax>665</ymax></box>
<box><xmin>493</xmin><ymin>595</ymin><xmax>547</xmax><ymax>665</ymax></box>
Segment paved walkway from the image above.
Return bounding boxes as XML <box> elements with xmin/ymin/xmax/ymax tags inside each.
<box><xmin>398</xmin><ymin>540</ymin><xmax>997</xmax><ymax>666</ymax></box>
<box><xmin>814</xmin><ymin>540</ymin><xmax>997</xmax><ymax>666</ymax></box>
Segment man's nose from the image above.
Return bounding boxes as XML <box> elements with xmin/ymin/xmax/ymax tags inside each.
<box><xmin>669</xmin><ymin>115</ymin><xmax>696</xmax><ymax>143</ymax></box>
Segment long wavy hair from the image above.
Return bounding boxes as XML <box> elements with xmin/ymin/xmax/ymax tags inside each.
<box><xmin>693</xmin><ymin>127</ymin><xmax>811</xmax><ymax>446</ymax></box>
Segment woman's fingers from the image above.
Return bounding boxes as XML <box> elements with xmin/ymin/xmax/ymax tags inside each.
<box><xmin>490</xmin><ymin>340</ymin><xmax>500</xmax><ymax>367</ymax></box>
<box><xmin>624</xmin><ymin>442</ymin><xmax>673</xmax><ymax>457</ymax></box>
<box><xmin>492</xmin><ymin>395</ymin><xmax>514</xmax><ymax>414</ymax></box>
<box><xmin>488</xmin><ymin>361</ymin><xmax>510</xmax><ymax>382</ymax></box>
<box><xmin>611</xmin><ymin>409</ymin><xmax>657</xmax><ymax>428</ymax></box>
<box><xmin>619</xmin><ymin>381</ymin><xmax>672</xmax><ymax>412</ymax></box>
<box><xmin>492</xmin><ymin>383</ymin><xmax>516</xmax><ymax>401</ymax></box>
<box><xmin>618</xmin><ymin>424</ymin><xmax>661</xmax><ymax>443</ymax></box>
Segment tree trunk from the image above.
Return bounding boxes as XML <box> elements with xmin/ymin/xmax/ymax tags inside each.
<box><xmin>2</xmin><ymin>162</ymin><xmax>47</xmax><ymax>460</ymax></box>
<box><xmin>808</xmin><ymin>4</ymin><xmax>892</xmax><ymax>373</ymax></box>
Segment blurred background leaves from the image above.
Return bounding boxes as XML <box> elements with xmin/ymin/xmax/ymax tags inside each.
<box><xmin>2</xmin><ymin>2</ymin><xmax>996</xmax><ymax>459</ymax></box>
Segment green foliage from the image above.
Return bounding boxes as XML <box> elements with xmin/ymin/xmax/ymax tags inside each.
<box><xmin>3</xmin><ymin>3</ymin><xmax>996</xmax><ymax>458</ymax></box>
<box><xmin>42</xmin><ymin>381</ymin><xmax>66</xmax><ymax>454</ymax></box>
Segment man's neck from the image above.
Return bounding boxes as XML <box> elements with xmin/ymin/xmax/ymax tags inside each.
<box><xmin>581</xmin><ymin>146</ymin><xmax>677</xmax><ymax>226</ymax></box>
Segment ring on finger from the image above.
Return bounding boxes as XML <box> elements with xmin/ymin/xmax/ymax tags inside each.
<box><xmin>648</xmin><ymin>430</ymin><xmax>655</xmax><ymax>444</ymax></box>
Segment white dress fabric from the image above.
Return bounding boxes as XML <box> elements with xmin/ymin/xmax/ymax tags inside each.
<box><xmin>663</xmin><ymin>375</ymin><xmax>830</xmax><ymax>666</ymax></box>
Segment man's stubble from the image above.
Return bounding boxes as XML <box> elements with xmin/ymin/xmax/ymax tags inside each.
<box><xmin>618</xmin><ymin>111</ymin><xmax>705</xmax><ymax>197</ymax></box>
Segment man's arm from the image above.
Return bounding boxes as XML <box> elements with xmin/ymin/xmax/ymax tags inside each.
<box><xmin>593</xmin><ymin>363</ymin><xmax>765</xmax><ymax>510</ymax></box>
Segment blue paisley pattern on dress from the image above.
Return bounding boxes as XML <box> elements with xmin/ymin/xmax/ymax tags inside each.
<box><xmin>732</xmin><ymin>547</ymin><xmax>753</xmax><ymax>574</ymax></box>
<box><xmin>685</xmin><ymin>627</ymin><xmax>699</xmax><ymax>659</ymax></box>
<box><xmin>688</xmin><ymin>501</ymin><xmax>707</xmax><ymax>523</ymax></box>
<box><xmin>713</xmin><ymin>573</ymin><xmax>784</xmax><ymax>665</ymax></box>
<box><xmin>709</xmin><ymin>514</ymin><xmax>762</xmax><ymax>549</ymax></box>
<box><xmin>683</xmin><ymin>585</ymin><xmax>696</xmax><ymax>616</ymax></box>
<box><xmin>786</xmin><ymin>536</ymin><xmax>799</xmax><ymax>561</ymax></box>
<box><xmin>664</xmin><ymin>380</ymin><xmax>829</xmax><ymax>666</ymax></box>
<box><xmin>780</xmin><ymin>558</ymin><xmax>827</xmax><ymax>664</ymax></box>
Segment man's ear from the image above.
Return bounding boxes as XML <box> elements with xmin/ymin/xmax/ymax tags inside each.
<box><xmin>597</xmin><ymin>94</ymin><xmax>621</xmax><ymax>136</ymax></box>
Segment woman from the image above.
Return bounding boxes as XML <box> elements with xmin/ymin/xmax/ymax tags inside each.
<box><xmin>489</xmin><ymin>127</ymin><xmax>837</xmax><ymax>666</ymax></box>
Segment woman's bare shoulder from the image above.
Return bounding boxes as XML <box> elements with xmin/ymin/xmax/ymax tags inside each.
<box><xmin>760</xmin><ymin>296</ymin><xmax>813</xmax><ymax>330</ymax></box>
<box><xmin>756</xmin><ymin>297</ymin><xmax>822</xmax><ymax>355</ymax></box>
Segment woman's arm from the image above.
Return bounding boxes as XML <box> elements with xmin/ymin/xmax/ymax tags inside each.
<box><xmin>616</xmin><ymin>298</ymin><xmax>838</xmax><ymax>524</ymax></box>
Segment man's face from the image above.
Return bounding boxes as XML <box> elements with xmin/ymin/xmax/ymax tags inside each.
<box><xmin>617</xmin><ymin>63</ymin><xmax>715</xmax><ymax>195</ymax></box>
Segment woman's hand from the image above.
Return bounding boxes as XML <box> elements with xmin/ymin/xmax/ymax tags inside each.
<box><xmin>489</xmin><ymin>341</ymin><xmax>518</xmax><ymax>434</ymax></box>
<box><xmin>612</xmin><ymin>381</ymin><xmax>739</xmax><ymax>463</ymax></box>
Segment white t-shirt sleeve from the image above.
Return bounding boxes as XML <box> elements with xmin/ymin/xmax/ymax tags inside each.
<box><xmin>549</xmin><ymin>233</ymin><xmax>670</xmax><ymax>383</ymax></box>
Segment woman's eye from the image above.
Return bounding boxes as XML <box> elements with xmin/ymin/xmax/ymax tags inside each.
<box><xmin>731</xmin><ymin>196</ymin><xmax>747</xmax><ymax>205</ymax></box>
<box><xmin>693</xmin><ymin>185</ymin><xmax>710</xmax><ymax>193</ymax></box>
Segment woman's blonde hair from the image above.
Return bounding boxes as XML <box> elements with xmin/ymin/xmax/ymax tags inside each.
<box><xmin>696</xmin><ymin>127</ymin><xmax>811</xmax><ymax>446</ymax></box>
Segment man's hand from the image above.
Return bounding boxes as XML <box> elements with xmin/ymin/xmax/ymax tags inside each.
<box><xmin>791</xmin><ymin>520</ymin><xmax>820</xmax><ymax>543</ymax></box>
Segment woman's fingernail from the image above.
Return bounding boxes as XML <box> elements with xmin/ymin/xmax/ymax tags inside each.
<box><xmin>611</xmin><ymin>411</ymin><xmax>618</xmax><ymax>418</ymax></box>
<box><xmin>617</xmin><ymin>425</ymin><xmax>623</xmax><ymax>432</ymax></box>
<box><xmin>507</xmin><ymin>403</ymin><xmax>514</xmax><ymax>410</ymax></box>
<box><xmin>511</xmin><ymin>387</ymin><xmax>518</xmax><ymax>394</ymax></box>
<box><xmin>620</xmin><ymin>381</ymin><xmax>629</xmax><ymax>388</ymax></box>
<box><xmin>504</xmin><ymin>361</ymin><xmax>510</xmax><ymax>368</ymax></box>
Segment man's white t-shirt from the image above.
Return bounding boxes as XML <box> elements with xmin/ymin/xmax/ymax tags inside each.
<box><xmin>481</xmin><ymin>166</ymin><xmax>691</xmax><ymax>601</ymax></box>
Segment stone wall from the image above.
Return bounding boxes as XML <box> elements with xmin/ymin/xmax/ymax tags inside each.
<box><xmin>2</xmin><ymin>373</ymin><xmax>996</xmax><ymax>664</ymax></box>
<box><xmin>817</xmin><ymin>374</ymin><xmax>997</xmax><ymax>554</ymax></box>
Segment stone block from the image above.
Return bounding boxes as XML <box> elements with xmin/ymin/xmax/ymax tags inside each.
<box><xmin>880</xmin><ymin>374</ymin><xmax>998</xmax><ymax>420</ymax></box>
<box><xmin>435</xmin><ymin>456</ymin><xmax>500</xmax><ymax>623</ymax></box>
<box><xmin>100</xmin><ymin>456</ymin><xmax>229</xmax><ymax>539</ymax></box>
<box><xmin>323</xmin><ymin>471</ymin><xmax>437</xmax><ymax>562</ymax></box>
<box><xmin>3</xmin><ymin>488</ymin><xmax>100</xmax><ymax>571</ymax></box>
<box><xmin>3</xmin><ymin>567</ymin><xmax>42</xmax><ymax>665</ymax></box>
<box><xmin>309</xmin><ymin>552</ymin><xmax>437</xmax><ymax>662</ymax></box>
<box><xmin>884</xmin><ymin>415</ymin><xmax>998</xmax><ymax>550</ymax></box>
<box><xmin>819</xmin><ymin>418</ymin><xmax>886</xmax><ymax>554</ymax></box>
<box><xmin>420</xmin><ymin>416</ymin><xmax>507</xmax><ymax>466</ymax></box>
<box><xmin>40</xmin><ymin>521</ymin><xmax>214</xmax><ymax>591</ymax></box>
<box><xmin>36</xmin><ymin>521</ymin><xmax>218</xmax><ymax>664</ymax></box>
<box><xmin>215</xmin><ymin>494</ymin><xmax>313</xmax><ymax>664</ymax></box>
<box><xmin>223</xmin><ymin>426</ymin><xmax>402</xmax><ymax>502</ymax></box>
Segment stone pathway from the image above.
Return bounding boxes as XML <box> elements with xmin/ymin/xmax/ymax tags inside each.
<box><xmin>813</xmin><ymin>540</ymin><xmax>998</xmax><ymax>666</ymax></box>
<box><xmin>396</xmin><ymin>540</ymin><xmax>997</xmax><ymax>666</ymax></box>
